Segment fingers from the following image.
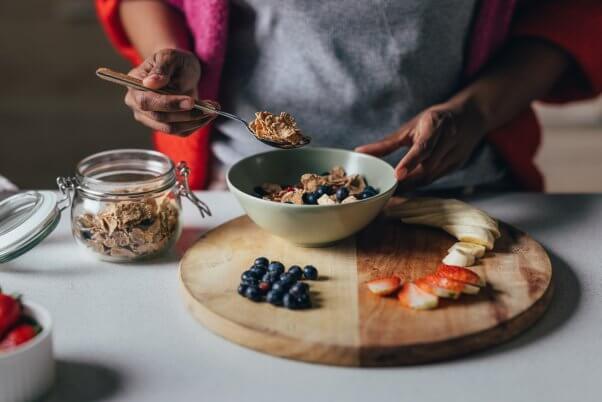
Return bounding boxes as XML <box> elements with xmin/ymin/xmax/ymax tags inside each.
<box><xmin>355</xmin><ymin>126</ymin><xmax>413</xmax><ymax>157</ymax></box>
<box><xmin>133</xmin><ymin>111</ymin><xmax>215</xmax><ymax>135</ymax></box>
<box><xmin>137</xmin><ymin>109</ymin><xmax>209</xmax><ymax>124</ymax></box>
<box><xmin>396</xmin><ymin>160</ymin><xmax>447</xmax><ymax>192</ymax></box>
<box><xmin>394</xmin><ymin>111</ymin><xmax>446</xmax><ymax>180</ymax></box>
<box><xmin>125</xmin><ymin>89</ymin><xmax>195</xmax><ymax>113</ymax></box>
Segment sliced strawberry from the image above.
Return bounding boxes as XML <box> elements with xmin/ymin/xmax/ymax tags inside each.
<box><xmin>420</xmin><ymin>274</ymin><xmax>480</xmax><ymax>297</ymax></box>
<box><xmin>436</xmin><ymin>264</ymin><xmax>485</xmax><ymax>287</ymax></box>
<box><xmin>415</xmin><ymin>275</ymin><xmax>464</xmax><ymax>299</ymax></box>
<box><xmin>366</xmin><ymin>276</ymin><xmax>401</xmax><ymax>296</ymax></box>
<box><xmin>397</xmin><ymin>283</ymin><xmax>438</xmax><ymax>310</ymax></box>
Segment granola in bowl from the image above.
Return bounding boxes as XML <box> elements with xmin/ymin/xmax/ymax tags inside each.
<box><xmin>249</xmin><ymin>111</ymin><xmax>310</xmax><ymax>147</ymax></box>
<box><xmin>73</xmin><ymin>196</ymin><xmax>179</xmax><ymax>260</ymax></box>
<box><xmin>254</xmin><ymin>166</ymin><xmax>379</xmax><ymax>205</ymax></box>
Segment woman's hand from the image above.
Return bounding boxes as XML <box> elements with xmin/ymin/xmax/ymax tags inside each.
<box><xmin>356</xmin><ymin>38</ymin><xmax>570</xmax><ymax>191</ymax></box>
<box><xmin>125</xmin><ymin>48</ymin><xmax>217</xmax><ymax>135</ymax></box>
<box><xmin>356</xmin><ymin>99</ymin><xmax>486</xmax><ymax>191</ymax></box>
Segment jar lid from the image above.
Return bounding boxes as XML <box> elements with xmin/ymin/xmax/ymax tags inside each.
<box><xmin>0</xmin><ymin>191</ymin><xmax>61</xmax><ymax>263</ymax></box>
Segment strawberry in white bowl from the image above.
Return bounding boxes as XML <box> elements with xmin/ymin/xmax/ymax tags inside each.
<box><xmin>0</xmin><ymin>287</ymin><xmax>54</xmax><ymax>402</ymax></box>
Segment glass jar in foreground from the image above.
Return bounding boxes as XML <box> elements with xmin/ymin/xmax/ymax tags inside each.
<box><xmin>57</xmin><ymin>149</ymin><xmax>210</xmax><ymax>262</ymax></box>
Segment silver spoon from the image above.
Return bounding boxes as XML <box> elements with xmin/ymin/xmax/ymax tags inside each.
<box><xmin>96</xmin><ymin>68</ymin><xmax>311</xmax><ymax>149</ymax></box>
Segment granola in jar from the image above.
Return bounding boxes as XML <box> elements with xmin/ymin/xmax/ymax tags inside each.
<box><xmin>73</xmin><ymin>196</ymin><xmax>179</xmax><ymax>260</ymax></box>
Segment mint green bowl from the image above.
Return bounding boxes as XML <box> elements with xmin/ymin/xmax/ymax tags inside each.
<box><xmin>227</xmin><ymin>148</ymin><xmax>397</xmax><ymax>247</ymax></box>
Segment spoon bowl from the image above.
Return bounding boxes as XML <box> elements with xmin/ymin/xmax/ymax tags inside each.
<box><xmin>191</xmin><ymin>103</ymin><xmax>312</xmax><ymax>149</ymax></box>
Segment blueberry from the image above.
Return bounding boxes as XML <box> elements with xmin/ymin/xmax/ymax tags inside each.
<box><xmin>241</xmin><ymin>277</ymin><xmax>259</xmax><ymax>287</ymax></box>
<box><xmin>283</xmin><ymin>293</ymin><xmax>311</xmax><ymax>310</ymax></box>
<box><xmin>268</xmin><ymin>261</ymin><xmax>285</xmax><ymax>275</ymax></box>
<box><xmin>262</xmin><ymin>272</ymin><xmax>280</xmax><ymax>284</ymax></box>
<box><xmin>302</xmin><ymin>192</ymin><xmax>318</xmax><ymax>205</ymax></box>
<box><xmin>272</xmin><ymin>280</ymin><xmax>292</xmax><ymax>292</ymax></box>
<box><xmin>278</xmin><ymin>273</ymin><xmax>297</xmax><ymax>286</ymax></box>
<box><xmin>250</xmin><ymin>266</ymin><xmax>267</xmax><ymax>278</ymax></box>
<box><xmin>295</xmin><ymin>292</ymin><xmax>312</xmax><ymax>309</ymax></box>
<box><xmin>289</xmin><ymin>282</ymin><xmax>309</xmax><ymax>297</ymax></box>
<box><xmin>254</xmin><ymin>257</ymin><xmax>269</xmax><ymax>267</ymax></box>
<box><xmin>282</xmin><ymin>293</ymin><xmax>299</xmax><ymax>309</ymax></box>
<box><xmin>287</xmin><ymin>265</ymin><xmax>303</xmax><ymax>280</ymax></box>
<box><xmin>241</xmin><ymin>270</ymin><xmax>259</xmax><ymax>282</ymax></box>
<box><xmin>245</xmin><ymin>286</ymin><xmax>263</xmax><ymax>302</ymax></box>
<box><xmin>315</xmin><ymin>185</ymin><xmax>332</xmax><ymax>197</ymax></box>
<box><xmin>237</xmin><ymin>284</ymin><xmax>248</xmax><ymax>296</ymax></box>
<box><xmin>365</xmin><ymin>185</ymin><xmax>378</xmax><ymax>194</ymax></box>
<box><xmin>335</xmin><ymin>187</ymin><xmax>349</xmax><ymax>202</ymax></box>
<box><xmin>359</xmin><ymin>189</ymin><xmax>376</xmax><ymax>200</ymax></box>
<box><xmin>266</xmin><ymin>290</ymin><xmax>285</xmax><ymax>306</ymax></box>
<box><xmin>303</xmin><ymin>265</ymin><xmax>319</xmax><ymax>280</ymax></box>
<box><xmin>360</xmin><ymin>186</ymin><xmax>378</xmax><ymax>199</ymax></box>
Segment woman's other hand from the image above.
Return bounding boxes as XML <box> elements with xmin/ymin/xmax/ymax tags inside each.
<box><xmin>356</xmin><ymin>99</ymin><xmax>486</xmax><ymax>191</ymax></box>
<box><xmin>125</xmin><ymin>48</ymin><xmax>217</xmax><ymax>135</ymax></box>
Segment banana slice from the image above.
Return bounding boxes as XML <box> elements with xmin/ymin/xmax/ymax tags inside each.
<box><xmin>448</xmin><ymin>242</ymin><xmax>487</xmax><ymax>258</ymax></box>
<box><xmin>442</xmin><ymin>225</ymin><xmax>495</xmax><ymax>250</ymax></box>
<box><xmin>442</xmin><ymin>249</ymin><xmax>475</xmax><ymax>267</ymax></box>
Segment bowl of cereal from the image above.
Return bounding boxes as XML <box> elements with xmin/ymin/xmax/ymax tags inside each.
<box><xmin>227</xmin><ymin>148</ymin><xmax>397</xmax><ymax>246</ymax></box>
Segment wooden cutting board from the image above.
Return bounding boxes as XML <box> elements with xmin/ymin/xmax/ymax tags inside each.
<box><xmin>179</xmin><ymin>204</ymin><xmax>553</xmax><ymax>366</ymax></box>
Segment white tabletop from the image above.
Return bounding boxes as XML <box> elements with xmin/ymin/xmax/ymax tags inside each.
<box><xmin>1</xmin><ymin>192</ymin><xmax>600</xmax><ymax>402</ymax></box>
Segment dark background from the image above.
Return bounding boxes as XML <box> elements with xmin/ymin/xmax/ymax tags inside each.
<box><xmin>0</xmin><ymin>1</ymin><xmax>601</xmax><ymax>191</ymax></box>
<box><xmin>0</xmin><ymin>1</ymin><xmax>149</xmax><ymax>189</ymax></box>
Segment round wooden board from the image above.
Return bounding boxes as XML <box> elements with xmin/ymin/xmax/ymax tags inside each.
<box><xmin>179</xmin><ymin>205</ymin><xmax>553</xmax><ymax>366</ymax></box>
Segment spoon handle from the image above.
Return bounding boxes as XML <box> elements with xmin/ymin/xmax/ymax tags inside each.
<box><xmin>96</xmin><ymin>67</ymin><xmax>229</xmax><ymax>118</ymax></box>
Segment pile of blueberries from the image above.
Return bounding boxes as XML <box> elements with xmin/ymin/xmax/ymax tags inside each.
<box><xmin>238</xmin><ymin>257</ymin><xmax>319</xmax><ymax>310</ymax></box>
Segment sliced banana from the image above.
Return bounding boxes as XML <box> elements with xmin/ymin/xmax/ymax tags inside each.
<box><xmin>442</xmin><ymin>249</ymin><xmax>475</xmax><ymax>267</ymax></box>
<box><xmin>401</xmin><ymin>212</ymin><xmax>500</xmax><ymax>238</ymax></box>
<box><xmin>387</xmin><ymin>197</ymin><xmax>499</xmax><ymax>250</ymax></box>
<box><xmin>442</xmin><ymin>225</ymin><xmax>495</xmax><ymax>250</ymax></box>
<box><xmin>449</xmin><ymin>242</ymin><xmax>486</xmax><ymax>258</ymax></box>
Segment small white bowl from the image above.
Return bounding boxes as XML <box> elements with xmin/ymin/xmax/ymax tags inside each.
<box><xmin>0</xmin><ymin>301</ymin><xmax>55</xmax><ymax>402</ymax></box>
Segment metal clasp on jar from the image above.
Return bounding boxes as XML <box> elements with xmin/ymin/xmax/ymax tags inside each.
<box><xmin>176</xmin><ymin>161</ymin><xmax>212</xmax><ymax>218</ymax></box>
<box><xmin>56</xmin><ymin>176</ymin><xmax>77</xmax><ymax>212</ymax></box>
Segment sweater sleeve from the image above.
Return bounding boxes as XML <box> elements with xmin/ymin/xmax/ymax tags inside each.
<box><xmin>511</xmin><ymin>0</ymin><xmax>602</xmax><ymax>103</ymax></box>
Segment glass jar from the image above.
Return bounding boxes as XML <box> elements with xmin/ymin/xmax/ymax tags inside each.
<box><xmin>57</xmin><ymin>149</ymin><xmax>210</xmax><ymax>262</ymax></box>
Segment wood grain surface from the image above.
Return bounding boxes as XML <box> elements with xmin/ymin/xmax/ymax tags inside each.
<box><xmin>179</xmin><ymin>206</ymin><xmax>553</xmax><ymax>366</ymax></box>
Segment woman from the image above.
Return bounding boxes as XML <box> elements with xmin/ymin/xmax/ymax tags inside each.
<box><xmin>96</xmin><ymin>0</ymin><xmax>601</xmax><ymax>191</ymax></box>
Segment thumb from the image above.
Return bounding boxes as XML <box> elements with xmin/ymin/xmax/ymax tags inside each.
<box><xmin>142</xmin><ymin>50</ymin><xmax>178</xmax><ymax>90</ymax></box>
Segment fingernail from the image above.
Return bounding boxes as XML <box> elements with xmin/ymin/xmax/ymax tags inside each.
<box><xmin>180</xmin><ymin>99</ymin><xmax>193</xmax><ymax>109</ymax></box>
